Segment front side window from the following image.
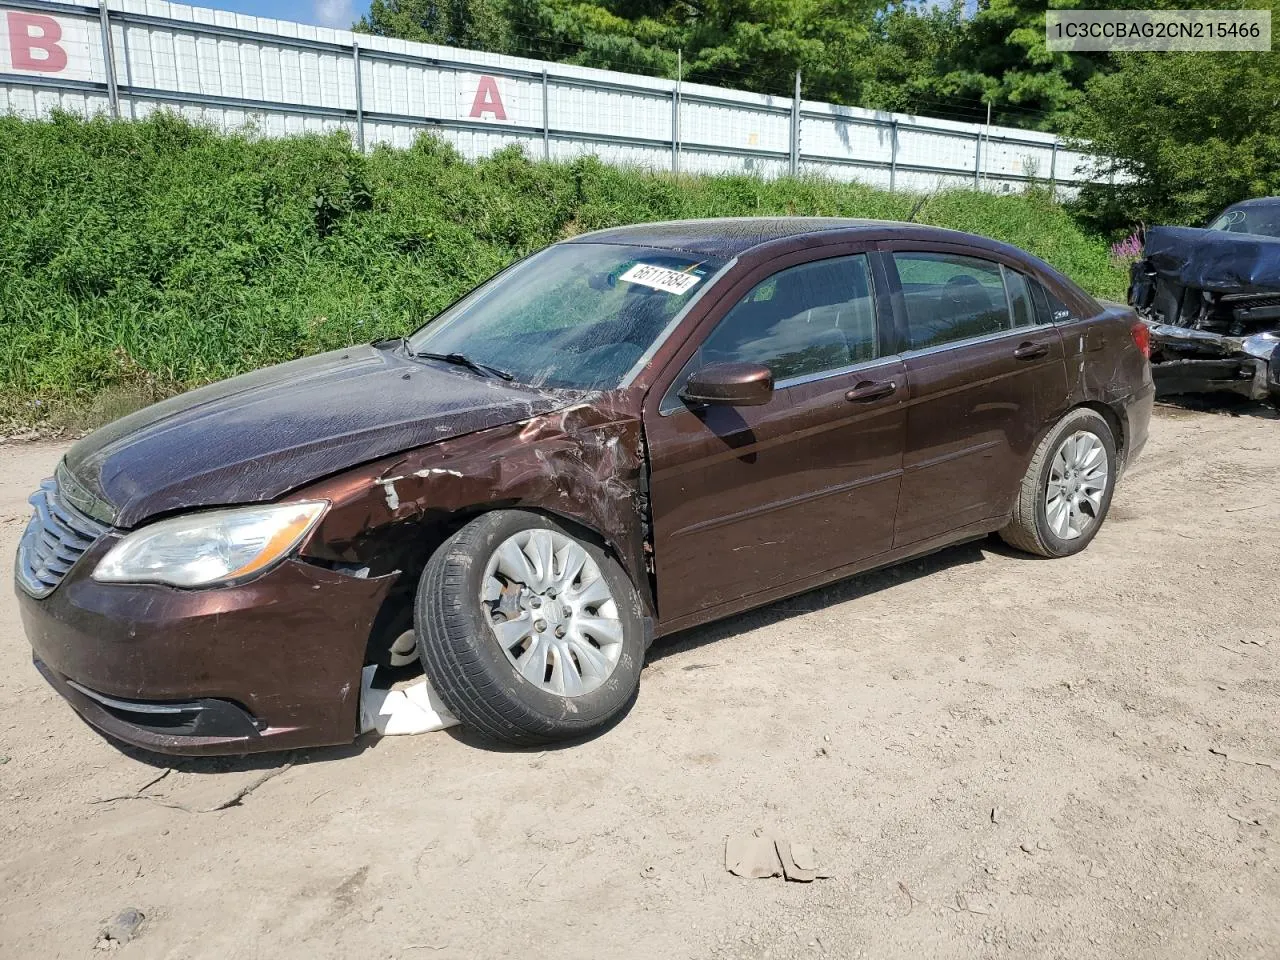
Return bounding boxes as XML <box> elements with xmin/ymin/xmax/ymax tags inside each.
<box><xmin>894</xmin><ymin>253</ymin><xmax>1041</xmax><ymax>349</ymax></box>
<box><xmin>694</xmin><ymin>255</ymin><xmax>879</xmax><ymax>382</ymax></box>
<box><xmin>408</xmin><ymin>243</ymin><xmax>724</xmax><ymax>390</ymax></box>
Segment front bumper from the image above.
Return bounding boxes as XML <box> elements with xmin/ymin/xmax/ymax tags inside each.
<box><xmin>1144</xmin><ymin>321</ymin><xmax>1280</xmax><ymax>401</ymax></box>
<box><xmin>1151</xmin><ymin>358</ymin><xmax>1268</xmax><ymax>400</ymax></box>
<box><xmin>17</xmin><ymin>537</ymin><xmax>394</xmax><ymax>756</ymax></box>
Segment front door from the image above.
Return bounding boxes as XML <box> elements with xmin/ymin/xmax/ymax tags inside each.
<box><xmin>643</xmin><ymin>251</ymin><xmax>908</xmax><ymax>626</ymax></box>
<box><xmin>884</xmin><ymin>247</ymin><xmax>1068</xmax><ymax>547</ymax></box>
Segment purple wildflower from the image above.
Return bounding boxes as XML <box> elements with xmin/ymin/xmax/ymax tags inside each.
<box><xmin>1110</xmin><ymin>230</ymin><xmax>1144</xmax><ymax>265</ymax></box>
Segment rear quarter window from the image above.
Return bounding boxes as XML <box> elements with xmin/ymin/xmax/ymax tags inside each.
<box><xmin>1034</xmin><ymin>279</ymin><xmax>1080</xmax><ymax>324</ymax></box>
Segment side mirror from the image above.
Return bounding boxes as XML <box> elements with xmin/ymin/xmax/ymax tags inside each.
<box><xmin>680</xmin><ymin>361</ymin><xmax>774</xmax><ymax>407</ymax></box>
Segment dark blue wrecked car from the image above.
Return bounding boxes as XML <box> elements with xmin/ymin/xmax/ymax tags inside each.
<box><xmin>1129</xmin><ymin>196</ymin><xmax>1280</xmax><ymax>402</ymax></box>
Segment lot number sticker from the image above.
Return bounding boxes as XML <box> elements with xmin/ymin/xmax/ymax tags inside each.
<box><xmin>620</xmin><ymin>263</ymin><xmax>702</xmax><ymax>295</ymax></box>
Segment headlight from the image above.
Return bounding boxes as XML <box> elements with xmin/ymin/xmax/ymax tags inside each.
<box><xmin>93</xmin><ymin>501</ymin><xmax>328</xmax><ymax>588</ymax></box>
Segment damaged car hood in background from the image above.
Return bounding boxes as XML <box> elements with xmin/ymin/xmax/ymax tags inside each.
<box><xmin>63</xmin><ymin>343</ymin><xmax>576</xmax><ymax>527</ymax></box>
<box><xmin>1143</xmin><ymin>226</ymin><xmax>1280</xmax><ymax>293</ymax></box>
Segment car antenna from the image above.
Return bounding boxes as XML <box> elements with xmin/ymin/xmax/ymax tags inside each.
<box><xmin>907</xmin><ymin>192</ymin><xmax>934</xmax><ymax>224</ymax></box>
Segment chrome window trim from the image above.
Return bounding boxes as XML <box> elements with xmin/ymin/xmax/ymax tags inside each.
<box><xmin>660</xmin><ymin>353</ymin><xmax>905</xmax><ymax>416</ymax></box>
<box><xmin>999</xmin><ymin>263</ymin><xmax>1017</xmax><ymax>321</ymax></box>
<box><xmin>619</xmin><ymin>257</ymin><xmax>739</xmax><ymax>389</ymax></box>
<box><xmin>898</xmin><ymin>320</ymin><xmax>1054</xmax><ymax>361</ymax></box>
<box><xmin>773</xmin><ymin>353</ymin><xmax>903</xmax><ymax>391</ymax></box>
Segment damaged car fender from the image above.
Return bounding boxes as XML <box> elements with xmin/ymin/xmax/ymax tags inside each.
<box><xmin>297</xmin><ymin>391</ymin><xmax>655</xmax><ymax>621</ymax></box>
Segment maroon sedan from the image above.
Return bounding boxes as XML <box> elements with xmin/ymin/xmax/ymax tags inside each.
<box><xmin>16</xmin><ymin>219</ymin><xmax>1154</xmax><ymax>754</ymax></box>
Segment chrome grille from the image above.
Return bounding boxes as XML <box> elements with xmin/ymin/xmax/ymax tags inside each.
<box><xmin>16</xmin><ymin>478</ymin><xmax>109</xmax><ymax>599</ymax></box>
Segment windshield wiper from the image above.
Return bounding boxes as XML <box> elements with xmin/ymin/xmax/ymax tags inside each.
<box><xmin>412</xmin><ymin>351</ymin><xmax>515</xmax><ymax>381</ymax></box>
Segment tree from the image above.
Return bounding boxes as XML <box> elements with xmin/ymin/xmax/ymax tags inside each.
<box><xmin>855</xmin><ymin>1</ymin><xmax>974</xmax><ymax>118</ymax></box>
<box><xmin>948</xmin><ymin>0</ymin><xmax>1099</xmax><ymax>129</ymax></box>
<box><xmin>1069</xmin><ymin>40</ymin><xmax>1280</xmax><ymax>229</ymax></box>
<box><xmin>501</xmin><ymin>0</ymin><xmax>889</xmax><ymax>101</ymax></box>
<box><xmin>358</xmin><ymin>0</ymin><xmax>515</xmax><ymax>51</ymax></box>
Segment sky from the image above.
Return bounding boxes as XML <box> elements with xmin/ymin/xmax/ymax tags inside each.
<box><xmin>193</xmin><ymin>1</ymin><xmax>372</xmax><ymax>28</ymax></box>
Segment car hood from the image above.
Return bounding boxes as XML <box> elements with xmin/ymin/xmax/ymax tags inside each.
<box><xmin>63</xmin><ymin>343</ymin><xmax>574</xmax><ymax>528</ymax></box>
<box><xmin>1144</xmin><ymin>226</ymin><xmax>1280</xmax><ymax>294</ymax></box>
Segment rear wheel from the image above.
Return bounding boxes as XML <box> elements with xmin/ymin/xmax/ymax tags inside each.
<box><xmin>416</xmin><ymin>510</ymin><xmax>645</xmax><ymax>745</ymax></box>
<box><xmin>1000</xmin><ymin>408</ymin><xmax>1117</xmax><ymax>558</ymax></box>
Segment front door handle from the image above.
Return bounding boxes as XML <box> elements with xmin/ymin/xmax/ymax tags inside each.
<box><xmin>845</xmin><ymin>380</ymin><xmax>896</xmax><ymax>403</ymax></box>
<box><xmin>1013</xmin><ymin>341</ymin><xmax>1050</xmax><ymax>361</ymax></box>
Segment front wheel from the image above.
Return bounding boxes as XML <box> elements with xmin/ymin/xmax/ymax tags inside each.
<box><xmin>416</xmin><ymin>510</ymin><xmax>645</xmax><ymax>745</ymax></box>
<box><xmin>999</xmin><ymin>408</ymin><xmax>1118</xmax><ymax>558</ymax></box>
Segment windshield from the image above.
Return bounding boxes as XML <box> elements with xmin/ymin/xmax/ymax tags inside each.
<box><xmin>1208</xmin><ymin>204</ymin><xmax>1280</xmax><ymax>239</ymax></box>
<box><xmin>407</xmin><ymin>243</ymin><xmax>724</xmax><ymax>390</ymax></box>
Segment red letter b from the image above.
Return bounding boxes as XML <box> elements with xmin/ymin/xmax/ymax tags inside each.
<box><xmin>8</xmin><ymin>12</ymin><xmax>68</xmax><ymax>73</ymax></box>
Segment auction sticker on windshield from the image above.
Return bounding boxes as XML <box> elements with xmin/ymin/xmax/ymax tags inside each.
<box><xmin>620</xmin><ymin>263</ymin><xmax>703</xmax><ymax>295</ymax></box>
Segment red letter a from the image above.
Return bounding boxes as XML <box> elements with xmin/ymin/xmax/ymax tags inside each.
<box><xmin>469</xmin><ymin>76</ymin><xmax>507</xmax><ymax>121</ymax></box>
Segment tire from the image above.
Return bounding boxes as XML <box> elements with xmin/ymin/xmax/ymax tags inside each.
<box><xmin>999</xmin><ymin>408</ymin><xmax>1118</xmax><ymax>558</ymax></box>
<box><xmin>416</xmin><ymin>509</ymin><xmax>645</xmax><ymax>745</ymax></box>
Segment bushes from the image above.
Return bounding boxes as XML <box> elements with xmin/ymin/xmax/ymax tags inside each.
<box><xmin>0</xmin><ymin>112</ymin><xmax>1127</xmax><ymax>427</ymax></box>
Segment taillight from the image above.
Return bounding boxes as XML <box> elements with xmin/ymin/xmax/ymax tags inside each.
<box><xmin>1131</xmin><ymin>321</ymin><xmax>1151</xmax><ymax>359</ymax></box>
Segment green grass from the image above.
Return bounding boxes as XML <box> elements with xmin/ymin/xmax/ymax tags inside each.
<box><xmin>0</xmin><ymin>112</ymin><xmax>1127</xmax><ymax>430</ymax></box>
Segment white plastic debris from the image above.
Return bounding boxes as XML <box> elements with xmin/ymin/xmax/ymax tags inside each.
<box><xmin>359</xmin><ymin>663</ymin><xmax>459</xmax><ymax>736</ymax></box>
<box><xmin>387</xmin><ymin>629</ymin><xmax>418</xmax><ymax>668</ymax></box>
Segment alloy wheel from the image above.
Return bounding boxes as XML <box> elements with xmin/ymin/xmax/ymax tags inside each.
<box><xmin>1045</xmin><ymin>430</ymin><xmax>1111</xmax><ymax>541</ymax></box>
<box><xmin>481</xmin><ymin>529</ymin><xmax>624</xmax><ymax>696</ymax></box>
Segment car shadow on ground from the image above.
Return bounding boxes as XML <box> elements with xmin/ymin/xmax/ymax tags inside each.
<box><xmin>452</xmin><ymin>536</ymin><xmax>1015</xmax><ymax>753</ymax></box>
<box><xmin>105</xmin><ymin>734</ymin><xmax>371</xmax><ymax>775</ymax></box>
<box><xmin>1155</xmin><ymin>393</ymin><xmax>1279</xmax><ymax>420</ymax></box>
<box><xmin>442</xmin><ymin>688</ymin><xmax>642</xmax><ymax>753</ymax></box>
<box><xmin>648</xmin><ymin>535</ymin><xmax>998</xmax><ymax>666</ymax></box>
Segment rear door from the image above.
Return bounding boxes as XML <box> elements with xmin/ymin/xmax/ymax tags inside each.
<box><xmin>883</xmin><ymin>246</ymin><xmax>1068</xmax><ymax>547</ymax></box>
<box><xmin>643</xmin><ymin>250</ymin><xmax>907</xmax><ymax>625</ymax></box>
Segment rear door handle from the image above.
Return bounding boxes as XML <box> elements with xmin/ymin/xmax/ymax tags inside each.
<box><xmin>1013</xmin><ymin>341</ymin><xmax>1050</xmax><ymax>361</ymax></box>
<box><xmin>845</xmin><ymin>380</ymin><xmax>896</xmax><ymax>403</ymax></box>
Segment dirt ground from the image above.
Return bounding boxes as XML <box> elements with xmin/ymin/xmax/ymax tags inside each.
<box><xmin>1</xmin><ymin>401</ymin><xmax>1279</xmax><ymax>960</ymax></box>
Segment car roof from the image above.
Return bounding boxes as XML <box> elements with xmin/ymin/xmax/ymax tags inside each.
<box><xmin>564</xmin><ymin>217</ymin><xmax>981</xmax><ymax>259</ymax></box>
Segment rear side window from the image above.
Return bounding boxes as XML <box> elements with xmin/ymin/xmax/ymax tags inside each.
<box><xmin>697</xmin><ymin>255</ymin><xmax>878</xmax><ymax>381</ymax></box>
<box><xmin>894</xmin><ymin>253</ymin><xmax>1040</xmax><ymax>349</ymax></box>
<box><xmin>1003</xmin><ymin>267</ymin><xmax>1035</xmax><ymax>328</ymax></box>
